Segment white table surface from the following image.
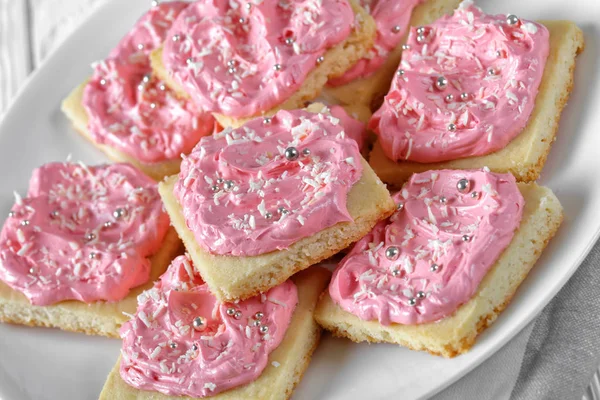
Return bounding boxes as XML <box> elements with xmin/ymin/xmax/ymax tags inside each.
<box><xmin>0</xmin><ymin>1</ymin><xmax>599</xmax><ymax>399</ymax></box>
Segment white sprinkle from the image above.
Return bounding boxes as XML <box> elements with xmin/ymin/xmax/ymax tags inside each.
<box><xmin>204</xmin><ymin>382</ymin><xmax>216</xmax><ymax>391</ymax></box>
<box><xmin>150</xmin><ymin>346</ymin><xmax>161</xmax><ymax>360</ymax></box>
<box><xmin>272</xmin><ymin>361</ymin><xmax>281</xmax><ymax>368</ymax></box>
<box><xmin>522</xmin><ymin>22</ymin><xmax>538</xmax><ymax>34</ymax></box>
<box><xmin>138</xmin><ymin>311</ymin><xmax>151</xmax><ymax>327</ymax></box>
<box><xmin>13</xmin><ymin>191</ymin><xmax>22</xmax><ymax>206</ymax></box>
<box><xmin>182</xmin><ymin>257</ymin><xmax>194</xmax><ymax>280</ymax></box>
<box><xmin>296</xmin><ymin>215</ymin><xmax>305</xmax><ymax>226</ymax></box>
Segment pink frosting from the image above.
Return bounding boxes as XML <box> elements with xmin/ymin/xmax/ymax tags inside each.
<box><xmin>120</xmin><ymin>254</ymin><xmax>297</xmax><ymax>397</ymax></box>
<box><xmin>83</xmin><ymin>2</ymin><xmax>215</xmax><ymax>164</ymax></box>
<box><xmin>0</xmin><ymin>162</ymin><xmax>169</xmax><ymax>306</ymax></box>
<box><xmin>329</xmin><ymin>105</ymin><xmax>368</xmax><ymax>151</ymax></box>
<box><xmin>162</xmin><ymin>0</ymin><xmax>354</xmax><ymax>118</ymax></box>
<box><xmin>329</xmin><ymin>0</ymin><xmax>422</xmax><ymax>86</ymax></box>
<box><xmin>174</xmin><ymin>108</ymin><xmax>363</xmax><ymax>256</ymax></box>
<box><xmin>369</xmin><ymin>4</ymin><xmax>549</xmax><ymax>163</ymax></box>
<box><xmin>329</xmin><ymin>169</ymin><xmax>524</xmax><ymax>325</ymax></box>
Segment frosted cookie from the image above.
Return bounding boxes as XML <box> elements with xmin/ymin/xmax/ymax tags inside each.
<box><xmin>61</xmin><ymin>2</ymin><xmax>215</xmax><ymax>181</ymax></box>
<box><xmin>159</xmin><ymin>105</ymin><xmax>395</xmax><ymax>301</ymax></box>
<box><xmin>150</xmin><ymin>0</ymin><xmax>377</xmax><ymax>128</ymax></box>
<box><xmin>369</xmin><ymin>3</ymin><xmax>584</xmax><ymax>186</ymax></box>
<box><xmin>315</xmin><ymin>169</ymin><xmax>563</xmax><ymax>357</ymax></box>
<box><xmin>324</xmin><ymin>0</ymin><xmax>463</xmax><ymax>108</ymax></box>
<box><xmin>0</xmin><ymin>162</ymin><xmax>182</xmax><ymax>337</ymax></box>
<box><xmin>99</xmin><ymin>259</ymin><xmax>330</xmax><ymax>400</ymax></box>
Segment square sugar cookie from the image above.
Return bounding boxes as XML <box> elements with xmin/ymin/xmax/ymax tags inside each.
<box><xmin>323</xmin><ymin>0</ymin><xmax>463</xmax><ymax>110</ymax></box>
<box><xmin>99</xmin><ymin>267</ymin><xmax>330</xmax><ymax>400</ymax></box>
<box><xmin>0</xmin><ymin>228</ymin><xmax>182</xmax><ymax>338</ymax></box>
<box><xmin>159</xmin><ymin>157</ymin><xmax>394</xmax><ymax>302</ymax></box>
<box><xmin>61</xmin><ymin>83</ymin><xmax>184</xmax><ymax>181</ymax></box>
<box><xmin>314</xmin><ymin>183</ymin><xmax>563</xmax><ymax>358</ymax></box>
<box><xmin>369</xmin><ymin>21</ymin><xmax>585</xmax><ymax>187</ymax></box>
<box><xmin>150</xmin><ymin>0</ymin><xmax>377</xmax><ymax>129</ymax></box>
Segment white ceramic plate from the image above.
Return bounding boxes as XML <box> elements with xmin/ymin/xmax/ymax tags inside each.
<box><xmin>0</xmin><ymin>1</ymin><xmax>599</xmax><ymax>399</ymax></box>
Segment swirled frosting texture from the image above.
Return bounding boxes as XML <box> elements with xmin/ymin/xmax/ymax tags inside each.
<box><xmin>120</xmin><ymin>254</ymin><xmax>297</xmax><ymax>397</ymax></box>
<box><xmin>329</xmin><ymin>0</ymin><xmax>422</xmax><ymax>86</ymax></box>
<box><xmin>83</xmin><ymin>2</ymin><xmax>214</xmax><ymax>164</ymax></box>
<box><xmin>162</xmin><ymin>0</ymin><xmax>354</xmax><ymax>118</ymax></box>
<box><xmin>0</xmin><ymin>163</ymin><xmax>169</xmax><ymax>306</ymax></box>
<box><xmin>329</xmin><ymin>169</ymin><xmax>524</xmax><ymax>325</ymax></box>
<box><xmin>174</xmin><ymin>108</ymin><xmax>363</xmax><ymax>256</ymax></box>
<box><xmin>369</xmin><ymin>4</ymin><xmax>549</xmax><ymax>163</ymax></box>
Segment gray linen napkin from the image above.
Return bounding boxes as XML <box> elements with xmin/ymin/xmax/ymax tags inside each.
<box><xmin>433</xmin><ymin>239</ymin><xmax>600</xmax><ymax>400</ymax></box>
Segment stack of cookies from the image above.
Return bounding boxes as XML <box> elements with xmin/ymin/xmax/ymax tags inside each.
<box><xmin>0</xmin><ymin>0</ymin><xmax>585</xmax><ymax>398</ymax></box>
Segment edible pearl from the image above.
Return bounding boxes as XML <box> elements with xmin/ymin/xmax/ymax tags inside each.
<box><xmin>435</xmin><ymin>76</ymin><xmax>448</xmax><ymax>90</ymax></box>
<box><xmin>316</xmin><ymin>56</ymin><xmax>325</xmax><ymax>64</ymax></box>
<box><xmin>447</xmin><ymin>123</ymin><xmax>456</xmax><ymax>132</ymax></box>
<box><xmin>8</xmin><ymin>211</ymin><xmax>15</xmax><ymax>217</ymax></box>
<box><xmin>85</xmin><ymin>233</ymin><xmax>96</xmax><ymax>242</ymax></box>
<box><xmin>445</xmin><ymin>94</ymin><xmax>454</xmax><ymax>103</ymax></box>
<box><xmin>150</xmin><ymin>103</ymin><xmax>157</xmax><ymax>109</ymax></box>
<box><xmin>462</xmin><ymin>235</ymin><xmax>471</xmax><ymax>242</ymax></box>
<box><xmin>246</xmin><ymin>3</ymin><xmax>251</xmax><ymax>10</ymax></box>
<box><xmin>392</xmin><ymin>269</ymin><xmax>401</xmax><ymax>277</ymax></box>
<box><xmin>99</xmin><ymin>79</ymin><xmax>107</xmax><ymax>86</ymax></box>
<box><xmin>227</xmin><ymin>60</ymin><xmax>236</xmax><ymax>67</ymax></box>
<box><xmin>234</xmin><ymin>311</ymin><xmax>243</xmax><ymax>320</ymax></box>
<box><xmin>216</xmin><ymin>178</ymin><xmax>224</xmax><ymax>184</ymax></box>
<box><xmin>416</xmin><ymin>26</ymin><xmax>426</xmax><ymax>35</ymax></box>
<box><xmin>211</xmin><ymin>185</ymin><xmax>219</xmax><ymax>192</ymax></box>
<box><xmin>416</xmin><ymin>291</ymin><xmax>426</xmax><ymax>299</ymax></box>
<box><xmin>385</xmin><ymin>246</ymin><xmax>399</xmax><ymax>260</ymax></box>
<box><xmin>255</xmin><ymin>312</ymin><xmax>264</xmax><ymax>320</ymax></box>
<box><xmin>252</xmin><ymin>320</ymin><xmax>261</xmax><ymax>327</ymax></box>
<box><xmin>302</xmin><ymin>148</ymin><xmax>311</xmax><ymax>156</ymax></box>
<box><xmin>397</xmin><ymin>69</ymin><xmax>405</xmax><ymax>77</ymax></box>
<box><xmin>273</xmin><ymin>64</ymin><xmax>282</xmax><ymax>71</ymax></box>
<box><xmin>29</xmin><ymin>268</ymin><xmax>36</xmax><ymax>274</ymax></box>
<box><xmin>103</xmin><ymin>221</ymin><xmax>113</xmax><ymax>229</ymax></box>
<box><xmin>172</xmin><ymin>34</ymin><xmax>181</xmax><ymax>42</ymax></box>
<box><xmin>265</xmin><ymin>212</ymin><xmax>273</xmax><ymax>219</ymax></box>
<box><xmin>142</xmin><ymin>74</ymin><xmax>151</xmax><ymax>83</ymax></box>
<box><xmin>439</xmin><ymin>196</ymin><xmax>447</xmax><ymax>204</ymax></box>
<box><xmin>151</xmin><ymin>0</ymin><xmax>159</xmax><ymax>6</ymax></box>
<box><xmin>392</xmin><ymin>25</ymin><xmax>401</xmax><ymax>33</ymax></box>
<box><xmin>259</xmin><ymin>326</ymin><xmax>269</xmax><ymax>334</ymax></box>
<box><xmin>228</xmin><ymin>67</ymin><xmax>236</xmax><ymax>74</ymax></box>
<box><xmin>506</xmin><ymin>14</ymin><xmax>519</xmax><ymax>26</ymax></box>
<box><xmin>239</xmin><ymin>17</ymin><xmax>245</xmax><ymax>23</ymax></box>
<box><xmin>471</xmin><ymin>191</ymin><xmax>479</xmax><ymax>198</ymax></box>
<box><xmin>456</xmin><ymin>178</ymin><xmax>470</xmax><ymax>192</ymax></box>
<box><xmin>408</xmin><ymin>298</ymin><xmax>417</xmax><ymax>306</ymax></box>
<box><xmin>20</xmin><ymin>220</ymin><xmax>29</xmax><ymax>226</ymax></box>
<box><xmin>113</xmin><ymin>208</ymin><xmax>127</xmax><ymax>219</ymax></box>
<box><xmin>186</xmin><ymin>57</ymin><xmax>193</xmax><ymax>65</ymax></box>
<box><xmin>277</xmin><ymin>206</ymin><xmax>289</xmax><ymax>215</ymax></box>
<box><xmin>169</xmin><ymin>342</ymin><xmax>177</xmax><ymax>349</ymax></box>
<box><xmin>460</xmin><ymin>92</ymin><xmax>469</xmax><ymax>101</ymax></box>
<box><xmin>284</xmin><ymin>147</ymin><xmax>299</xmax><ymax>161</ymax></box>
<box><xmin>496</xmin><ymin>50</ymin><xmax>503</xmax><ymax>58</ymax></box>
<box><xmin>285</xmin><ymin>37</ymin><xmax>294</xmax><ymax>45</ymax></box>
<box><xmin>223</xmin><ymin>180</ymin><xmax>234</xmax><ymax>191</ymax></box>
<box><xmin>430</xmin><ymin>263</ymin><xmax>439</xmax><ymax>272</ymax></box>
<box><xmin>192</xmin><ymin>344</ymin><xmax>199</xmax><ymax>351</ymax></box>
<box><xmin>226</xmin><ymin>308</ymin><xmax>236</xmax><ymax>316</ymax></box>
<box><xmin>416</xmin><ymin>35</ymin><xmax>426</xmax><ymax>43</ymax></box>
<box><xmin>397</xmin><ymin>202</ymin><xmax>404</xmax><ymax>211</ymax></box>
<box><xmin>263</xmin><ymin>117</ymin><xmax>272</xmax><ymax>124</ymax></box>
<box><xmin>192</xmin><ymin>316</ymin><xmax>206</xmax><ymax>331</ymax></box>
<box><xmin>89</xmin><ymin>252</ymin><xmax>98</xmax><ymax>259</ymax></box>
<box><xmin>401</xmin><ymin>44</ymin><xmax>410</xmax><ymax>50</ymax></box>
<box><xmin>487</xmin><ymin>68</ymin><xmax>496</xmax><ymax>76</ymax></box>
<box><xmin>137</xmin><ymin>44</ymin><xmax>144</xmax><ymax>50</ymax></box>
<box><xmin>50</xmin><ymin>210</ymin><xmax>60</xmax><ymax>218</ymax></box>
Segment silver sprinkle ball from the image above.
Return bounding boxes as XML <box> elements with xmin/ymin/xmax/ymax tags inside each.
<box><xmin>460</xmin><ymin>92</ymin><xmax>469</xmax><ymax>101</ymax></box>
<box><xmin>252</xmin><ymin>320</ymin><xmax>261</xmax><ymax>327</ymax></box>
<box><xmin>8</xmin><ymin>211</ymin><xmax>15</xmax><ymax>217</ymax></box>
<box><xmin>397</xmin><ymin>69</ymin><xmax>405</xmax><ymax>77</ymax></box>
<box><xmin>169</xmin><ymin>342</ymin><xmax>177</xmax><ymax>349</ymax></box>
<box><xmin>435</xmin><ymin>76</ymin><xmax>448</xmax><ymax>90</ymax></box>
<box><xmin>226</xmin><ymin>307</ymin><xmax>236</xmax><ymax>316</ymax></box>
<box><xmin>192</xmin><ymin>344</ymin><xmax>199</xmax><ymax>351</ymax></box>
<box><xmin>216</xmin><ymin>178</ymin><xmax>224</xmax><ymax>184</ymax></box>
<box><xmin>408</xmin><ymin>298</ymin><xmax>417</xmax><ymax>306</ymax></box>
<box><xmin>273</xmin><ymin>63</ymin><xmax>282</xmax><ymax>71</ymax></box>
<box><xmin>316</xmin><ymin>56</ymin><xmax>324</xmax><ymax>64</ymax></box>
<box><xmin>392</xmin><ymin>269</ymin><xmax>401</xmax><ymax>277</ymax></box>
<box><xmin>439</xmin><ymin>196</ymin><xmax>447</xmax><ymax>204</ymax></box>
<box><xmin>223</xmin><ymin>180</ymin><xmax>235</xmax><ymax>191</ymax></box>
<box><xmin>285</xmin><ymin>37</ymin><xmax>294</xmax><ymax>45</ymax></box>
<box><xmin>113</xmin><ymin>207</ymin><xmax>127</xmax><ymax>219</ymax></box>
<box><xmin>392</xmin><ymin>25</ymin><xmax>401</xmax><ymax>33</ymax></box>
<box><xmin>172</xmin><ymin>34</ymin><xmax>181</xmax><ymax>42</ymax></box>
<box><xmin>462</xmin><ymin>235</ymin><xmax>471</xmax><ymax>242</ymax></box>
<box><xmin>471</xmin><ymin>191</ymin><xmax>479</xmax><ymax>199</ymax></box>
<box><xmin>259</xmin><ymin>325</ymin><xmax>269</xmax><ymax>334</ymax></box>
<box><xmin>255</xmin><ymin>311</ymin><xmax>264</xmax><ymax>320</ymax></box>
<box><xmin>430</xmin><ymin>263</ymin><xmax>439</xmax><ymax>272</ymax></box>
<box><xmin>385</xmin><ymin>246</ymin><xmax>399</xmax><ymax>260</ymax></box>
<box><xmin>401</xmin><ymin>44</ymin><xmax>410</xmax><ymax>50</ymax></box>
<box><xmin>192</xmin><ymin>316</ymin><xmax>206</xmax><ymax>330</ymax></box>
<box><xmin>302</xmin><ymin>148</ymin><xmax>311</xmax><ymax>156</ymax></box>
<box><xmin>285</xmin><ymin>147</ymin><xmax>299</xmax><ymax>161</ymax></box>
<box><xmin>263</xmin><ymin>117</ymin><xmax>272</xmax><ymax>124</ymax></box>
<box><xmin>137</xmin><ymin>44</ymin><xmax>145</xmax><ymax>50</ymax></box>
<box><xmin>211</xmin><ymin>185</ymin><xmax>219</xmax><ymax>192</ymax></box>
<box><xmin>416</xmin><ymin>26</ymin><xmax>426</xmax><ymax>35</ymax></box>
<box><xmin>456</xmin><ymin>178</ymin><xmax>470</xmax><ymax>192</ymax></box>
<box><xmin>99</xmin><ymin>79</ymin><xmax>107</xmax><ymax>86</ymax></box>
<box><xmin>445</xmin><ymin>94</ymin><xmax>454</xmax><ymax>103</ymax></box>
<box><xmin>234</xmin><ymin>311</ymin><xmax>243</xmax><ymax>320</ymax></box>
<box><xmin>397</xmin><ymin>202</ymin><xmax>404</xmax><ymax>211</ymax></box>
<box><xmin>103</xmin><ymin>221</ymin><xmax>113</xmax><ymax>229</ymax></box>
<box><xmin>506</xmin><ymin>14</ymin><xmax>519</xmax><ymax>26</ymax></box>
<box><xmin>20</xmin><ymin>220</ymin><xmax>30</xmax><ymax>226</ymax></box>
<box><xmin>265</xmin><ymin>212</ymin><xmax>273</xmax><ymax>219</ymax></box>
<box><xmin>416</xmin><ymin>291</ymin><xmax>426</xmax><ymax>299</ymax></box>
<box><xmin>85</xmin><ymin>233</ymin><xmax>96</xmax><ymax>242</ymax></box>
<box><xmin>447</xmin><ymin>123</ymin><xmax>456</xmax><ymax>132</ymax></box>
